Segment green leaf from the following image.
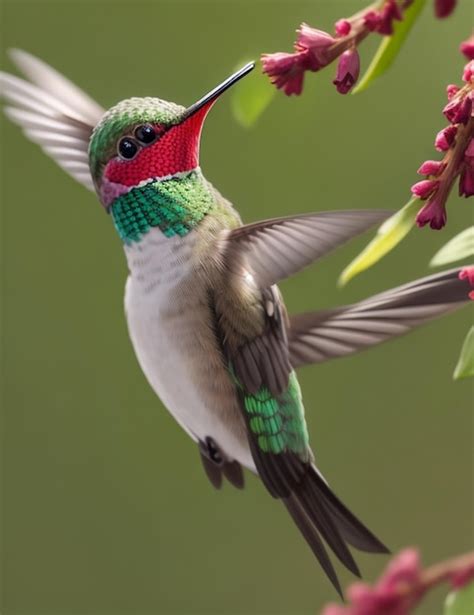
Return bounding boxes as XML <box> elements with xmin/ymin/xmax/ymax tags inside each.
<box><xmin>352</xmin><ymin>0</ymin><xmax>427</xmax><ymax>94</ymax></box>
<box><xmin>430</xmin><ymin>227</ymin><xmax>474</xmax><ymax>267</ymax></box>
<box><xmin>445</xmin><ymin>581</ymin><xmax>474</xmax><ymax>614</ymax></box>
<box><xmin>339</xmin><ymin>197</ymin><xmax>419</xmax><ymax>286</ymax></box>
<box><xmin>230</xmin><ymin>60</ymin><xmax>275</xmax><ymax>128</ymax></box>
<box><xmin>453</xmin><ymin>326</ymin><xmax>474</xmax><ymax>381</ymax></box>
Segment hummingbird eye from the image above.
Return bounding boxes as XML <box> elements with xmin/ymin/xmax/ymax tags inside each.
<box><xmin>118</xmin><ymin>137</ymin><xmax>139</xmax><ymax>160</ymax></box>
<box><xmin>134</xmin><ymin>124</ymin><xmax>157</xmax><ymax>145</ymax></box>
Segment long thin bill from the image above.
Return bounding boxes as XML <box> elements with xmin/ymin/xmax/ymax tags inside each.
<box><xmin>183</xmin><ymin>61</ymin><xmax>255</xmax><ymax>120</ymax></box>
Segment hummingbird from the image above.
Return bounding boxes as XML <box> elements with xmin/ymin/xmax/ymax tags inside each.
<box><xmin>0</xmin><ymin>49</ymin><xmax>470</xmax><ymax>596</ymax></box>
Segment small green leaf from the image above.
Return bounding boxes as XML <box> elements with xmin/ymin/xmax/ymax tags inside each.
<box><xmin>453</xmin><ymin>326</ymin><xmax>474</xmax><ymax>381</ymax></box>
<box><xmin>352</xmin><ymin>0</ymin><xmax>427</xmax><ymax>94</ymax></box>
<box><xmin>231</xmin><ymin>60</ymin><xmax>275</xmax><ymax>128</ymax></box>
<box><xmin>339</xmin><ymin>197</ymin><xmax>419</xmax><ymax>286</ymax></box>
<box><xmin>445</xmin><ymin>581</ymin><xmax>474</xmax><ymax>614</ymax></box>
<box><xmin>430</xmin><ymin>227</ymin><xmax>474</xmax><ymax>267</ymax></box>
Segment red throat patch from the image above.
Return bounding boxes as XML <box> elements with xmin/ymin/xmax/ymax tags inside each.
<box><xmin>104</xmin><ymin>103</ymin><xmax>212</xmax><ymax>187</ymax></box>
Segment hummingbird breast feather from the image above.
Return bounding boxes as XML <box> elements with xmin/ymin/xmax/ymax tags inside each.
<box><xmin>124</xmin><ymin>226</ymin><xmax>256</xmax><ymax>471</ymax></box>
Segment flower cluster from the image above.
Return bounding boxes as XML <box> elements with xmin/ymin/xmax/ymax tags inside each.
<box><xmin>321</xmin><ymin>548</ymin><xmax>474</xmax><ymax>615</ymax></box>
<box><xmin>411</xmin><ymin>35</ymin><xmax>474</xmax><ymax>229</ymax></box>
<box><xmin>262</xmin><ymin>1</ymin><xmax>458</xmax><ymax>97</ymax></box>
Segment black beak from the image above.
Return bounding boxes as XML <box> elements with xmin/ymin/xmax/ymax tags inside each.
<box><xmin>182</xmin><ymin>61</ymin><xmax>255</xmax><ymax>120</ymax></box>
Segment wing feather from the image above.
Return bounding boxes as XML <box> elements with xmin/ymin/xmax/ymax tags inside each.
<box><xmin>289</xmin><ymin>267</ymin><xmax>471</xmax><ymax>367</ymax></box>
<box><xmin>226</xmin><ymin>210</ymin><xmax>390</xmax><ymax>288</ymax></box>
<box><xmin>1</xmin><ymin>49</ymin><xmax>104</xmax><ymax>191</ymax></box>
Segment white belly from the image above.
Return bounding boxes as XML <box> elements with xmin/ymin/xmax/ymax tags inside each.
<box><xmin>123</xmin><ymin>228</ymin><xmax>254</xmax><ymax>470</ymax></box>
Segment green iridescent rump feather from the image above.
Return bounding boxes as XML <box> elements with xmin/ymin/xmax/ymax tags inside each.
<box><xmin>111</xmin><ymin>170</ymin><xmax>214</xmax><ymax>243</ymax></box>
<box><xmin>238</xmin><ymin>371</ymin><xmax>309</xmax><ymax>455</ymax></box>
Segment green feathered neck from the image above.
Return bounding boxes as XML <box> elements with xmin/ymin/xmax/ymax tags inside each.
<box><xmin>111</xmin><ymin>170</ymin><xmax>214</xmax><ymax>244</ymax></box>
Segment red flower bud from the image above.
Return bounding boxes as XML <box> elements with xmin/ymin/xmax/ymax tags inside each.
<box><xmin>446</xmin><ymin>84</ymin><xmax>460</xmax><ymax>100</ymax></box>
<box><xmin>435</xmin><ymin>125</ymin><xmax>458</xmax><ymax>151</ymax></box>
<box><xmin>411</xmin><ymin>179</ymin><xmax>440</xmax><ymax>199</ymax></box>
<box><xmin>443</xmin><ymin>94</ymin><xmax>473</xmax><ymax>124</ymax></box>
<box><xmin>417</xmin><ymin>160</ymin><xmax>445</xmax><ymax>176</ymax></box>
<box><xmin>463</xmin><ymin>60</ymin><xmax>474</xmax><ymax>83</ymax></box>
<box><xmin>434</xmin><ymin>0</ymin><xmax>457</xmax><ymax>18</ymax></box>
<box><xmin>296</xmin><ymin>23</ymin><xmax>335</xmax><ymax>69</ymax></box>
<box><xmin>335</xmin><ymin>19</ymin><xmax>351</xmax><ymax>36</ymax></box>
<box><xmin>416</xmin><ymin>196</ymin><xmax>447</xmax><ymax>229</ymax></box>
<box><xmin>364</xmin><ymin>11</ymin><xmax>381</xmax><ymax>31</ymax></box>
<box><xmin>460</xmin><ymin>35</ymin><xmax>474</xmax><ymax>60</ymax></box>
<box><xmin>333</xmin><ymin>48</ymin><xmax>360</xmax><ymax>94</ymax></box>
<box><xmin>459</xmin><ymin>267</ymin><xmax>474</xmax><ymax>301</ymax></box>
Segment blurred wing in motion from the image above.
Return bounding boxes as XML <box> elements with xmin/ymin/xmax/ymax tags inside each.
<box><xmin>0</xmin><ymin>49</ymin><xmax>104</xmax><ymax>190</ymax></box>
<box><xmin>288</xmin><ymin>268</ymin><xmax>471</xmax><ymax>367</ymax></box>
<box><xmin>225</xmin><ymin>209</ymin><xmax>391</xmax><ymax>288</ymax></box>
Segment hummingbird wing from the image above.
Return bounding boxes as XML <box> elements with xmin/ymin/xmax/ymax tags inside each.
<box><xmin>0</xmin><ymin>49</ymin><xmax>104</xmax><ymax>190</ymax></box>
<box><xmin>225</xmin><ymin>209</ymin><xmax>390</xmax><ymax>288</ymax></box>
<box><xmin>217</xmin><ymin>287</ymin><xmax>387</xmax><ymax>595</ymax></box>
<box><xmin>288</xmin><ymin>267</ymin><xmax>471</xmax><ymax>367</ymax></box>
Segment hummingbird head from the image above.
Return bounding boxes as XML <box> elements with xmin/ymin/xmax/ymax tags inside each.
<box><xmin>89</xmin><ymin>63</ymin><xmax>254</xmax><ymax>209</ymax></box>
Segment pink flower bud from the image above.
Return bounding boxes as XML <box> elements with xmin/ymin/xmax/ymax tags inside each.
<box><xmin>435</xmin><ymin>125</ymin><xmax>457</xmax><ymax>151</ymax></box>
<box><xmin>416</xmin><ymin>197</ymin><xmax>447</xmax><ymax>229</ymax></box>
<box><xmin>443</xmin><ymin>94</ymin><xmax>473</xmax><ymax>124</ymax></box>
<box><xmin>460</xmin><ymin>35</ymin><xmax>474</xmax><ymax>60</ymax></box>
<box><xmin>411</xmin><ymin>179</ymin><xmax>439</xmax><ymax>199</ymax></box>
<box><xmin>364</xmin><ymin>11</ymin><xmax>381</xmax><ymax>31</ymax></box>
<box><xmin>459</xmin><ymin>163</ymin><xmax>474</xmax><ymax>197</ymax></box>
<box><xmin>434</xmin><ymin>0</ymin><xmax>457</xmax><ymax>18</ymax></box>
<box><xmin>463</xmin><ymin>60</ymin><xmax>474</xmax><ymax>82</ymax></box>
<box><xmin>333</xmin><ymin>48</ymin><xmax>360</xmax><ymax>94</ymax></box>
<box><xmin>459</xmin><ymin>267</ymin><xmax>474</xmax><ymax>300</ymax></box>
<box><xmin>335</xmin><ymin>19</ymin><xmax>351</xmax><ymax>36</ymax></box>
<box><xmin>378</xmin><ymin>0</ymin><xmax>403</xmax><ymax>34</ymax></box>
<box><xmin>261</xmin><ymin>51</ymin><xmax>307</xmax><ymax>96</ymax></box>
<box><xmin>417</xmin><ymin>160</ymin><xmax>445</xmax><ymax>176</ymax></box>
<box><xmin>446</xmin><ymin>84</ymin><xmax>460</xmax><ymax>100</ymax></box>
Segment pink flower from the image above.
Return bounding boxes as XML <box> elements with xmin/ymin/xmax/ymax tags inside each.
<box><xmin>443</xmin><ymin>95</ymin><xmax>473</xmax><ymax>124</ymax></box>
<box><xmin>377</xmin><ymin>0</ymin><xmax>403</xmax><ymax>35</ymax></box>
<box><xmin>322</xmin><ymin>549</ymin><xmax>423</xmax><ymax>615</ymax></box>
<box><xmin>463</xmin><ymin>60</ymin><xmax>474</xmax><ymax>82</ymax></box>
<box><xmin>411</xmin><ymin>179</ymin><xmax>439</xmax><ymax>198</ymax></box>
<box><xmin>459</xmin><ymin>162</ymin><xmax>474</xmax><ymax>197</ymax></box>
<box><xmin>335</xmin><ymin>19</ymin><xmax>352</xmax><ymax>36</ymax></box>
<box><xmin>333</xmin><ymin>49</ymin><xmax>360</xmax><ymax>94</ymax></box>
<box><xmin>435</xmin><ymin>125</ymin><xmax>458</xmax><ymax>151</ymax></box>
<box><xmin>434</xmin><ymin>0</ymin><xmax>457</xmax><ymax>18</ymax></box>
<box><xmin>296</xmin><ymin>23</ymin><xmax>335</xmax><ymax>68</ymax></box>
<box><xmin>459</xmin><ymin>267</ymin><xmax>474</xmax><ymax>300</ymax></box>
<box><xmin>261</xmin><ymin>51</ymin><xmax>308</xmax><ymax>96</ymax></box>
<box><xmin>460</xmin><ymin>35</ymin><xmax>474</xmax><ymax>60</ymax></box>
<box><xmin>446</xmin><ymin>84</ymin><xmax>460</xmax><ymax>100</ymax></box>
<box><xmin>416</xmin><ymin>196</ymin><xmax>447</xmax><ymax>229</ymax></box>
<box><xmin>364</xmin><ymin>11</ymin><xmax>381</xmax><ymax>31</ymax></box>
<box><xmin>417</xmin><ymin>160</ymin><xmax>446</xmax><ymax>176</ymax></box>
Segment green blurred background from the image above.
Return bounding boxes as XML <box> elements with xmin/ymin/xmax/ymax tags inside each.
<box><xmin>1</xmin><ymin>1</ymin><xmax>472</xmax><ymax>613</ymax></box>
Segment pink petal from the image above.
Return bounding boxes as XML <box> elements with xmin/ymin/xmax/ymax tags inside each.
<box><xmin>446</xmin><ymin>84</ymin><xmax>460</xmax><ymax>100</ymax></box>
<box><xmin>416</xmin><ymin>197</ymin><xmax>447</xmax><ymax>229</ymax></box>
<box><xmin>463</xmin><ymin>60</ymin><xmax>474</xmax><ymax>82</ymax></box>
<box><xmin>435</xmin><ymin>125</ymin><xmax>458</xmax><ymax>151</ymax></box>
<box><xmin>417</xmin><ymin>160</ymin><xmax>446</xmax><ymax>176</ymax></box>
<box><xmin>261</xmin><ymin>51</ymin><xmax>307</xmax><ymax>96</ymax></box>
<box><xmin>443</xmin><ymin>95</ymin><xmax>473</xmax><ymax>124</ymax></box>
<box><xmin>411</xmin><ymin>179</ymin><xmax>439</xmax><ymax>199</ymax></box>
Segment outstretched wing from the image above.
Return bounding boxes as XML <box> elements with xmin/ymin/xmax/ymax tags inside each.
<box><xmin>288</xmin><ymin>267</ymin><xmax>471</xmax><ymax>367</ymax></box>
<box><xmin>225</xmin><ymin>209</ymin><xmax>390</xmax><ymax>288</ymax></box>
<box><xmin>0</xmin><ymin>49</ymin><xmax>104</xmax><ymax>190</ymax></box>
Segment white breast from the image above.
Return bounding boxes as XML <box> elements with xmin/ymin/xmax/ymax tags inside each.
<box><xmin>123</xmin><ymin>228</ymin><xmax>254</xmax><ymax>470</ymax></box>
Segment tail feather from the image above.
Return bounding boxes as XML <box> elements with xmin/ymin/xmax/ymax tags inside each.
<box><xmin>283</xmin><ymin>465</ymin><xmax>389</xmax><ymax>595</ymax></box>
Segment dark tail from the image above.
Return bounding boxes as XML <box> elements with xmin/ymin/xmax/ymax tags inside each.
<box><xmin>283</xmin><ymin>465</ymin><xmax>389</xmax><ymax>597</ymax></box>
